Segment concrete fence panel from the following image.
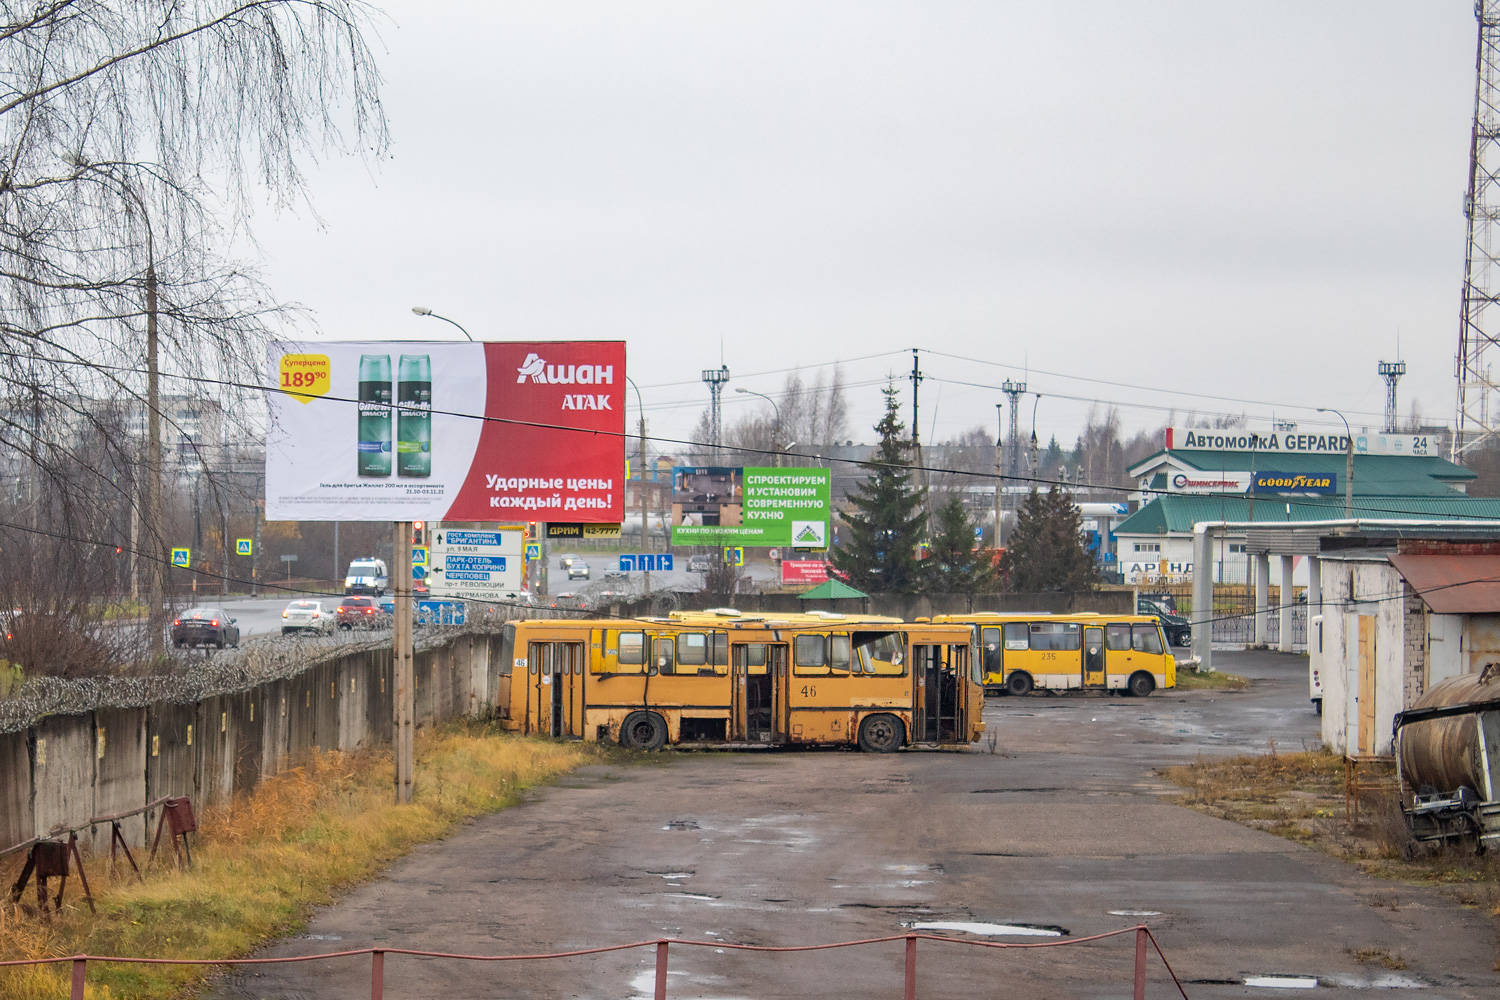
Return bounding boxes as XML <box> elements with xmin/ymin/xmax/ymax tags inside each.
<box><xmin>92</xmin><ymin>707</ymin><xmax>147</xmax><ymax>851</ymax></box>
<box><xmin>31</xmin><ymin>715</ymin><xmax>94</xmax><ymax>841</ymax></box>
<box><xmin>0</xmin><ymin>729</ymin><xmax>32</xmax><ymax>849</ymax></box>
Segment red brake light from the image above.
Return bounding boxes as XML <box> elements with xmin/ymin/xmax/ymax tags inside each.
<box><xmin>173</xmin><ymin>619</ymin><xmax>180</xmax><ymax>626</ymax></box>
<box><xmin>365</xmin><ymin>608</ymin><xmax>373</xmax><ymax>614</ymax></box>
<box><xmin>210</xmin><ymin>620</ymin><xmax>218</xmax><ymax>626</ymax></box>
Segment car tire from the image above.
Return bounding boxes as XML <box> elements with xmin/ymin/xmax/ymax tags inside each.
<box><xmin>1128</xmin><ymin>671</ymin><xmax>1155</xmax><ymax>697</ymax></box>
<box><xmin>282</xmin><ymin>627</ymin><xmax>292</xmax><ymax>635</ymax></box>
<box><xmin>1005</xmin><ymin>671</ymin><xmax>1034</xmax><ymax>697</ymax></box>
<box><xmin>858</xmin><ymin>713</ymin><xmax>904</xmax><ymax>753</ymax></box>
<box><xmin>619</xmin><ymin>711</ymin><xmax>668</xmax><ymax>751</ymax></box>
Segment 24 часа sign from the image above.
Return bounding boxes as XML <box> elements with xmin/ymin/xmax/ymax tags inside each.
<box><xmin>266</xmin><ymin>341</ymin><xmax>625</xmax><ymax>521</ymax></box>
<box><xmin>1249</xmin><ymin>472</ymin><xmax>1337</xmax><ymax>495</ymax></box>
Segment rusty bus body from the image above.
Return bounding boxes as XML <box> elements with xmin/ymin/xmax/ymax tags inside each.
<box><xmin>495</xmin><ymin>616</ymin><xmax>984</xmax><ymax>751</ymax></box>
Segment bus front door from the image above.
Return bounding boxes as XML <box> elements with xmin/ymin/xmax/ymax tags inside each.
<box><xmin>733</xmin><ymin>642</ymin><xmax>784</xmax><ymax>744</ymax></box>
<box><xmin>913</xmin><ymin>644</ymin><xmax>961</xmax><ymax>743</ymax></box>
<box><xmin>530</xmin><ymin>641</ymin><xmax>586</xmax><ymax>737</ymax></box>
<box><xmin>1083</xmin><ymin>627</ymin><xmax>1106</xmax><ymax>689</ymax></box>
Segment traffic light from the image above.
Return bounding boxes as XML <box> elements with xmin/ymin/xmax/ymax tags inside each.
<box><xmin>413</xmin><ymin>520</ymin><xmax>425</xmax><ymax>544</ymax></box>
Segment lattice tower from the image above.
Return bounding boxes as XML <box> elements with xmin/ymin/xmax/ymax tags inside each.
<box><xmin>1379</xmin><ymin>360</ymin><xmax>1406</xmax><ymax>433</ymax></box>
<box><xmin>1455</xmin><ymin>1</ymin><xmax>1500</xmax><ymax>458</ymax></box>
<box><xmin>701</xmin><ymin>366</ymin><xmax>730</xmax><ymax>458</ymax></box>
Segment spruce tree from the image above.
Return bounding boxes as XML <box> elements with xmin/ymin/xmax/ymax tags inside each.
<box><xmin>832</xmin><ymin>384</ymin><xmax>928</xmax><ymax>593</ymax></box>
<box><xmin>927</xmin><ymin>494</ymin><xmax>997</xmax><ymax>593</ymax></box>
<box><xmin>1000</xmin><ymin>485</ymin><xmax>1099</xmax><ymax>592</ymax></box>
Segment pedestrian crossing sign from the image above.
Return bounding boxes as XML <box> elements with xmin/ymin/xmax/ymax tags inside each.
<box><xmin>171</xmin><ymin>548</ymin><xmax>190</xmax><ymax>568</ymax></box>
<box><xmin>724</xmin><ymin>546</ymin><xmax>744</xmax><ymax>567</ymax></box>
<box><xmin>236</xmin><ymin>538</ymin><xmax>253</xmax><ymax>556</ymax></box>
<box><xmin>525</xmin><ymin>543</ymin><xmax>541</xmax><ymax>562</ymax></box>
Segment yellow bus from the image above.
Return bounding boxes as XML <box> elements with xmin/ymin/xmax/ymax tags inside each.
<box><xmin>496</xmin><ymin>616</ymin><xmax>984</xmax><ymax>751</ymax></box>
<box><xmin>932</xmin><ymin>613</ymin><xmax>1175</xmax><ymax>698</ymax></box>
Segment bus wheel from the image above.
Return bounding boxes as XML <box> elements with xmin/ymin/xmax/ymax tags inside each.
<box><xmin>1128</xmin><ymin>671</ymin><xmax>1155</xmax><ymax>697</ymax></box>
<box><xmin>858</xmin><ymin>713</ymin><xmax>903</xmax><ymax>753</ymax></box>
<box><xmin>620</xmin><ymin>711</ymin><xmax>668</xmax><ymax>751</ymax></box>
<box><xmin>1005</xmin><ymin>671</ymin><xmax>1034</xmax><ymax>697</ymax></box>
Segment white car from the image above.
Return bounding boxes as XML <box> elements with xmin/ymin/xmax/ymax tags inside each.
<box><xmin>282</xmin><ymin>599</ymin><xmax>336</xmax><ymax>634</ymax></box>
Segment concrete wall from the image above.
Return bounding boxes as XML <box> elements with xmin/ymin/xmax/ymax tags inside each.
<box><xmin>2</xmin><ymin>632</ymin><xmax>498</xmax><ymax>854</ymax></box>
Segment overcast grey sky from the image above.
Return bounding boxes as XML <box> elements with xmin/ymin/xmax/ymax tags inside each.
<box><xmin>253</xmin><ymin>1</ymin><xmax>1476</xmax><ymax>451</ymax></box>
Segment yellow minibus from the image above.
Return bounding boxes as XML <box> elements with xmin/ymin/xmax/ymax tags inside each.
<box><xmin>933</xmin><ymin>613</ymin><xmax>1175</xmax><ymax>698</ymax></box>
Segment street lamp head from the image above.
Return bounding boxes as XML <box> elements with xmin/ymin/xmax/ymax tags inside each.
<box><xmin>734</xmin><ymin>387</ymin><xmax>749</xmax><ymax>394</ymax></box>
<box><xmin>411</xmin><ymin>306</ymin><xmax>432</xmax><ymax>316</ymax></box>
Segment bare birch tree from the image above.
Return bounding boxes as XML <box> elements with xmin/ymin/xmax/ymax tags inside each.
<box><xmin>0</xmin><ymin>1</ymin><xmax>388</xmax><ymax>666</ymax></box>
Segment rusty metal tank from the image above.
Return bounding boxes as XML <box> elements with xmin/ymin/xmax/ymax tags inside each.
<box><xmin>1397</xmin><ymin>671</ymin><xmax>1500</xmax><ymax>797</ymax></box>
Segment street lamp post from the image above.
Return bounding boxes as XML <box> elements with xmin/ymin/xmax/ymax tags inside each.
<box><xmin>626</xmin><ymin>376</ymin><xmax>651</xmax><ymax>556</ymax></box>
<box><xmin>410</xmin><ymin>306</ymin><xmax>475</xmax><ymax>341</ymax></box>
<box><xmin>1029</xmin><ymin>393</ymin><xmax>1043</xmax><ymax>477</ymax></box>
<box><xmin>1316</xmin><ymin>407</ymin><xmax>1355</xmax><ymax>518</ymax></box>
<box><xmin>734</xmin><ymin>387</ymin><xmax>784</xmax><ymax>467</ymax></box>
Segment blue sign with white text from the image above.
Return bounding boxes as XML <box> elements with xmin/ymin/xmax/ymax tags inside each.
<box><xmin>620</xmin><ymin>554</ymin><xmax>674</xmax><ymax>572</ymax></box>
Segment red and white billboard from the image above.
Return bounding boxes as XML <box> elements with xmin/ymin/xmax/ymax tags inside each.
<box><xmin>781</xmin><ymin>560</ymin><xmax>830</xmax><ymax>586</ymax></box>
<box><xmin>266</xmin><ymin>341</ymin><xmax>625</xmax><ymax>521</ymax></box>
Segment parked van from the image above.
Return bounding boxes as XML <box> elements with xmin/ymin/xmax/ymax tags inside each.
<box><xmin>344</xmin><ymin>557</ymin><xmax>390</xmax><ymax>596</ymax></box>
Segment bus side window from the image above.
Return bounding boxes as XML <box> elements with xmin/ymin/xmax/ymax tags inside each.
<box><xmin>744</xmin><ymin>643</ymin><xmax>768</xmax><ymax>674</ymax></box>
<box><xmin>794</xmin><ymin>634</ymin><xmax>829</xmax><ymax>675</ymax></box>
<box><xmin>1131</xmin><ymin>625</ymin><xmax>1164</xmax><ymax>655</ymax></box>
<box><xmin>854</xmin><ymin>631</ymin><xmax>905</xmax><ymax>675</ymax></box>
<box><xmin>1105</xmin><ymin>625</ymin><xmax>1131</xmax><ymax>652</ymax></box>
<box><xmin>1002</xmin><ymin>622</ymin><xmax>1029</xmax><ymax>651</ymax></box>
<box><xmin>654</xmin><ymin>636</ymin><xmax>675</xmax><ymax>674</ymax></box>
<box><xmin>830</xmin><ymin>635</ymin><xmax>851</xmax><ymax>674</ymax></box>
<box><xmin>711</xmin><ymin>633</ymin><xmax>729</xmax><ymax>674</ymax></box>
<box><xmin>677</xmin><ymin>633</ymin><xmax>708</xmax><ymax>666</ymax></box>
<box><xmin>981</xmin><ymin>627</ymin><xmax>1003</xmax><ymax>674</ymax></box>
<box><xmin>1030</xmin><ymin>622</ymin><xmax>1080</xmax><ymax>651</ymax></box>
<box><xmin>614</xmin><ymin>631</ymin><xmax>646</xmax><ymax>673</ymax></box>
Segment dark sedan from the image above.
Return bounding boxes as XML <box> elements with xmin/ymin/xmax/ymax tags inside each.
<box><xmin>171</xmin><ymin>607</ymin><xmax>240</xmax><ymax>649</ymax></box>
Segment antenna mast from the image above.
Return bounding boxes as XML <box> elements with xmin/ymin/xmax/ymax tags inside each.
<box><xmin>1455</xmin><ymin>1</ymin><xmax>1500</xmax><ymax>458</ymax></box>
<box><xmin>701</xmin><ymin>366</ymin><xmax>730</xmax><ymax>460</ymax></box>
<box><xmin>1379</xmin><ymin>360</ymin><xmax>1406</xmax><ymax>433</ymax></box>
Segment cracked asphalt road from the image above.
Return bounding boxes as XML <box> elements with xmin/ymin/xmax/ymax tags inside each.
<box><xmin>210</xmin><ymin>651</ymin><xmax>1500</xmax><ymax>999</ymax></box>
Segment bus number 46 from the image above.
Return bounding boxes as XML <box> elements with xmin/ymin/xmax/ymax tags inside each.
<box><xmin>800</xmin><ymin>686</ymin><xmax>817</xmax><ymax>697</ymax></box>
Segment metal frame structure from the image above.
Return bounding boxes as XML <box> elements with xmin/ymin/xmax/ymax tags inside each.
<box><xmin>1378</xmin><ymin>360</ymin><xmax>1405</xmax><ymax>433</ymax></box>
<box><xmin>701</xmin><ymin>366</ymin><xmax>730</xmax><ymax>459</ymax></box>
<box><xmin>1454</xmin><ymin>1</ymin><xmax>1500</xmax><ymax>458</ymax></box>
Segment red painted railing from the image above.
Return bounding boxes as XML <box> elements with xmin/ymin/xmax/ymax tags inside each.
<box><xmin>0</xmin><ymin>924</ymin><xmax>1190</xmax><ymax>999</ymax></box>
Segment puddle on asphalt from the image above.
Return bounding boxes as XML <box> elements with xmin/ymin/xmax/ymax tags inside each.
<box><xmin>663</xmin><ymin>819</ymin><xmax>701</xmax><ymax>831</ymax></box>
<box><xmin>885</xmin><ymin>863</ymin><xmax>944</xmax><ymax>874</ymax></box>
<box><xmin>970</xmin><ymin>787</ymin><xmax>1063</xmax><ymax>794</ymax></box>
<box><xmin>664</xmin><ymin>892</ymin><xmax>720</xmax><ymax>901</ymax></box>
<box><xmin>649</xmin><ymin>871</ymin><xmax>695</xmax><ymax>879</ymax></box>
<box><xmin>1243</xmin><ymin>976</ymin><xmax>1319</xmax><ymax>989</ymax></box>
<box><xmin>907</xmin><ymin>920</ymin><xmax>1066</xmax><ymax>937</ymax></box>
<box><xmin>301</xmin><ymin>934</ymin><xmax>342</xmax><ymax>941</ymax></box>
<box><xmin>1108</xmin><ymin>910</ymin><xmax>1163</xmax><ymax>917</ymax></box>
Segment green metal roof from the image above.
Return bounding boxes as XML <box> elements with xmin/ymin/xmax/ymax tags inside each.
<box><xmin>1131</xmin><ymin>449</ymin><xmax>1474</xmax><ymax>497</ymax></box>
<box><xmin>1114</xmin><ymin>494</ymin><xmax>1500</xmax><ymax>536</ymax></box>
<box><xmin>798</xmin><ymin>579</ymin><xmax>869</xmax><ymax>600</ymax></box>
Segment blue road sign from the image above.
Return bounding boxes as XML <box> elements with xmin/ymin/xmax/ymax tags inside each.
<box><xmin>619</xmin><ymin>554</ymin><xmax>674</xmax><ymax>572</ymax></box>
<box><xmin>171</xmin><ymin>547</ymin><xmax>190</xmax><ymax>568</ymax></box>
<box><xmin>236</xmin><ymin>538</ymin><xmax>253</xmax><ymax>556</ymax></box>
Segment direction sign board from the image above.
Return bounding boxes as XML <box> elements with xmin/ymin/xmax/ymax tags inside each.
<box><xmin>619</xmin><ymin>554</ymin><xmax>673</xmax><ymax>572</ymax></box>
<box><xmin>236</xmin><ymin>538</ymin><xmax>253</xmax><ymax>556</ymax></box>
<box><xmin>428</xmin><ymin>525</ymin><xmax>524</xmax><ymax>600</ymax></box>
<box><xmin>171</xmin><ymin>548</ymin><xmax>190</xmax><ymax>568</ymax></box>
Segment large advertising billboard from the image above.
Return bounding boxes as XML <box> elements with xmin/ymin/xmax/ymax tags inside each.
<box><xmin>266</xmin><ymin>341</ymin><xmax>625</xmax><ymax>521</ymax></box>
<box><xmin>670</xmin><ymin>466</ymin><xmax>831</xmax><ymax>547</ymax></box>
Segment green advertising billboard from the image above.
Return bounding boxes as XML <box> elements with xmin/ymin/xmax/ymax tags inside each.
<box><xmin>671</xmin><ymin>466</ymin><xmax>831</xmax><ymax>547</ymax></box>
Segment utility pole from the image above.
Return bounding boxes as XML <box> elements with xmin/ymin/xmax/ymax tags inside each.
<box><xmin>145</xmin><ymin>259</ymin><xmax>164</xmax><ymax>660</ymax></box>
<box><xmin>393</xmin><ymin>521</ymin><xmax>414</xmax><ymax>804</ymax></box>
<box><xmin>994</xmin><ymin>403</ymin><xmax>1004</xmax><ymax>546</ymax></box>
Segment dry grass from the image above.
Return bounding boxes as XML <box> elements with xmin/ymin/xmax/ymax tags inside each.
<box><xmin>1174</xmin><ymin>669</ymin><xmax>1250</xmax><ymax>692</ymax></box>
<box><xmin>1161</xmin><ymin>746</ymin><xmax>1500</xmax><ymax>921</ymax></box>
<box><xmin>1351</xmin><ymin>947</ymin><xmax>1408</xmax><ymax>971</ymax></box>
<box><xmin>0</xmin><ymin>722</ymin><xmax>601</xmax><ymax>999</ymax></box>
